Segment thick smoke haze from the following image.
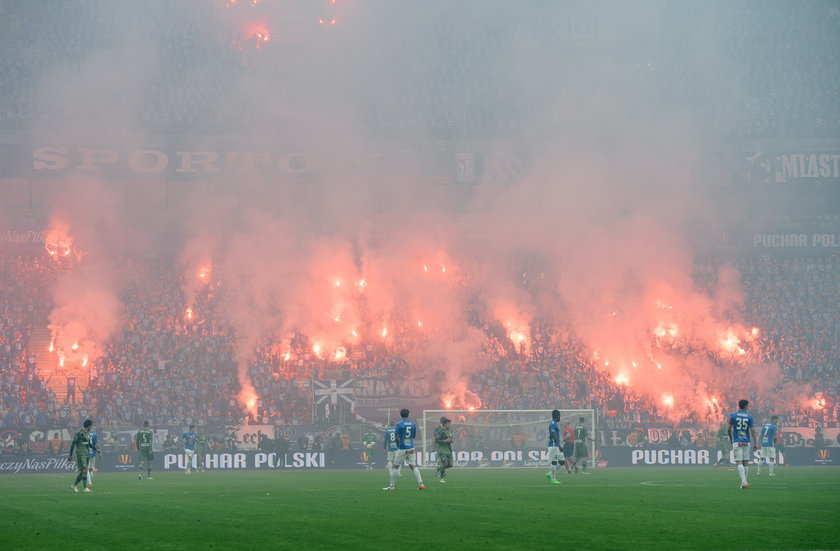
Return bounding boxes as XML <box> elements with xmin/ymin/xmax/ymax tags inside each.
<box><xmin>29</xmin><ymin>1</ymin><xmax>816</xmax><ymax>421</ymax></box>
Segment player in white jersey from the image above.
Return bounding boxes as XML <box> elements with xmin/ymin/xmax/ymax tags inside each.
<box><xmin>728</xmin><ymin>399</ymin><xmax>759</xmax><ymax>489</ymax></box>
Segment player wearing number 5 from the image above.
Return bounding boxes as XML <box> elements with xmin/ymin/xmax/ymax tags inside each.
<box><xmin>728</xmin><ymin>399</ymin><xmax>759</xmax><ymax>489</ymax></box>
<box><xmin>383</xmin><ymin>408</ymin><xmax>425</xmax><ymax>491</ymax></box>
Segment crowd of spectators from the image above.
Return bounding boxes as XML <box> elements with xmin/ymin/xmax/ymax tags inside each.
<box><xmin>0</xmin><ymin>255</ymin><xmax>57</xmax><ymax>429</ymax></box>
<box><xmin>0</xmin><ymin>251</ymin><xmax>837</xmax><ymax>437</ymax></box>
<box><xmin>0</xmin><ymin>1</ymin><xmax>837</xmax><ymax>139</ymax></box>
<box><xmin>472</xmin><ymin>255</ymin><xmax>839</xmax><ymax>430</ymax></box>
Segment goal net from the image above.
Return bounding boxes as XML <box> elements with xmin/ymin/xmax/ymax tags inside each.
<box><xmin>421</xmin><ymin>409</ymin><xmax>596</xmax><ymax>468</ymax></box>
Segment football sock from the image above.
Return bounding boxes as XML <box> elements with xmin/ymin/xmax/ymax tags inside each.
<box><xmin>74</xmin><ymin>473</ymin><xmax>84</xmax><ymax>486</ymax></box>
<box><xmin>86</xmin><ymin>471</ymin><xmax>92</xmax><ymax>486</ymax></box>
<box><xmin>389</xmin><ymin>468</ymin><xmax>398</xmax><ymax>488</ymax></box>
<box><xmin>738</xmin><ymin>464</ymin><xmax>747</xmax><ymax>484</ymax></box>
<box><xmin>550</xmin><ymin>464</ymin><xmax>557</xmax><ymax>479</ymax></box>
<box><xmin>769</xmin><ymin>462</ymin><xmax>775</xmax><ymax>474</ymax></box>
<box><xmin>412</xmin><ymin>468</ymin><xmax>423</xmax><ymax>485</ymax></box>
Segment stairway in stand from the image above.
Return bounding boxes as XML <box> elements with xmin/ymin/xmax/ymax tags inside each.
<box><xmin>29</xmin><ymin>321</ymin><xmax>66</xmax><ymax>404</ymax></box>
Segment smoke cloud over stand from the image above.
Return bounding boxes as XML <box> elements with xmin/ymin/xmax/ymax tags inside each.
<box><xmin>12</xmin><ymin>1</ymin><xmax>825</xmax><ymax>422</ymax></box>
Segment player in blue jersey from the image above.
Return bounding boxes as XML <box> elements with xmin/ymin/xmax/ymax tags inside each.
<box><xmin>544</xmin><ymin>409</ymin><xmax>564</xmax><ymax>484</ymax></box>
<box><xmin>383</xmin><ymin>409</ymin><xmax>425</xmax><ymax>490</ymax></box>
<box><xmin>86</xmin><ymin>429</ymin><xmax>99</xmax><ymax>490</ymax></box>
<box><xmin>383</xmin><ymin>425</ymin><xmax>400</xmax><ymax>474</ymax></box>
<box><xmin>182</xmin><ymin>425</ymin><xmax>197</xmax><ymax>475</ymax></box>
<box><xmin>728</xmin><ymin>399</ymin><xmax>759</xmax><ymax>489</ymax></box>
<box><xmin>756</xmin><ymin>415</ymin><xmax>779</xmax><ymax>476</ymax></box>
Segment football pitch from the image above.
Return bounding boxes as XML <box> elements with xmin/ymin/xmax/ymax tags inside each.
<box><xmin>1</xmin><ymin>467</ymin><xmax>838</xmax><ymax>550</ymax></box>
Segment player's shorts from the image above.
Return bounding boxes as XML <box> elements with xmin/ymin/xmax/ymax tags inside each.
<box><xmin>732</xmin><ymin>442</ymin><xmax>752</xmax><ymax>461</ymax></box>
<box><xmin>139</xmin><ymin>447</ymin><xmax>154</xmax><ymax>462</ymax></box>
<box><xmin>386</xmin><ymin>450</ymin><xmax>396</xmax><ymax>464</ymax></box>
<box><xmin>563</xmin><ymin>442</ymin><xmax>574</xmax><ymax>458</ymax></box>
<box><xmin>573</xmin><ymin>442</ymin><xmax>588</xmax><ymax>458</ymax></box>
<box><xmin>185</xmin><ymin>448</ymin><xmax>195</xmax><ymax>458</ymax></box>
<box><xmin>547</xmin><ymin>446</ymin><xmax>565</xmax><ymax>463</ymax></box>
<box><xmin>75</xmin><ymin>454</ymin><xmax>90</xmax><ymax>471</ymax></box>
<box><xmin>761</xmin><ymin>446</ymin><xmax>776</xmax><ymax>460</ymax></box>
<box><xmin>437</xmin><ymin>450</ymin><xmax>453</xmax><ymax>467</ymax></box>
<box><xmin>394</xmin><ymin>448</ymin><xmax>418</xmax><ymax>467</ymax></box>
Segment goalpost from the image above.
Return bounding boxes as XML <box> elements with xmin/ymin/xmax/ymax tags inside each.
<box><xmin>421</xmin><ymin>409</ymin><xmax>596</xmax><ymax>468</ymax></box>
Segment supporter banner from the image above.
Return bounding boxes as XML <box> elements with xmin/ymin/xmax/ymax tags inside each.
<box><xmin>780</xmin><ymin>427</ymin><xmax>840</xmax><ymax>448</ymax></box>
<box><xmin>234</xmin><ymin>425</ymin><xmax>275</xmax><ymax>451</ymax></box>
<box><xmin>353</xmin><ymin>377</ymin><xmax>437</xmax><ymax>420</ymax></box>
<box><xmin>746</xmin><ymin>151</ymin><xmax>840</xmax><ymax>185</ymax></box>
<box><xmin>597</xmin><ymin>425</ymin><xmax>840</xmax><ymax>449</ymax></box>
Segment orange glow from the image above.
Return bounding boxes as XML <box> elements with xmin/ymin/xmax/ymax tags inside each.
<box><xmin>313</xmin><ymin>343</ymin><xmax>322</xmax><ymax>356</ymax></box>
<box><xmin>45</xmin><ymin>219</ymin><xmax>76</xmax><ymax>261</ymax></box>
<box><xmin>334</xmin><ymin>347</ymin><xmax>347</xmax><ymax>361</ymax></box>
<box><xmin>662</xmin><ymin>393</ymin><xmax>674</xmax><ymax>407</ymax></box>
<box><xmin>186</xmin><ymin>308</ymin><xmax>193</xmax><ymax>320</ymax></box>
<box><xmin>719</xmin><ymin>329</ymin><xmax>745</xmax><ymax>354</ymax></box>
<box><xmin>417</xmin><ymin>320</ymin><xmax>423</xmax><ymax>328</ymax></box>
<box><xmin>423</xmin><ymin>264</ymin><xmax>429</xmax><ymax>272</ymax></box>
<box><xmin>238</xmin><ymin>385</ymin><xmax>260</xmax><ymax>419</ymax></box>
<box><xmin>751</xmin><ymin>327</ymin><xmax>760</xmax><ymax>337</ymax></box>
<box><xmin>351</xmin><ymin>330</ymin><xmax>358</xmax><ymax>338</ymax></box>
<box><xmin>71</xmin><ymin>342</ymin><xmax>79</xmax><ymax>351</ymax></box>
<box><xmin>82</xmin><ymin>355</ymin><xmax>88</xmax><ymax>368</ymax></box>
<box><xmin>615</xmin><ymin>375</ymin><xmax>629</xmax><ymax>385</ymax></box>
<box><xmin>49</xmin><ymin>341</ymin><xmax>54</xmax><ymax>353</ymax></box>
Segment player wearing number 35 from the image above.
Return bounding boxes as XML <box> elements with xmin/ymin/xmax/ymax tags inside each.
<box><xmin>728</xmin><ymin>399</ymin><xmax>759</xmax><ymax>489</ymax></box>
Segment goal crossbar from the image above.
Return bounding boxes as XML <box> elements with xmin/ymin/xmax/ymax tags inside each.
<box><xmin>421</xmin><ymin>409</ymin><xmax>596</xmax><ymax>468</ymax></box>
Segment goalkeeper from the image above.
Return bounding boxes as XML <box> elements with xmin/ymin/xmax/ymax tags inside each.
<box><xmin>362</xmin><ymin>429</ymin><xmax>378</xmax><ymax>470</ymax></box>
<box><xmin>434</xmin><ymin>417</ymin><xmax>454</xmax><ymax>482</ymax></box>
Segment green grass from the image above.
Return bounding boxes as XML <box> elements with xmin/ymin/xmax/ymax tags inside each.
<box><xmin>1</xmin><ymin>467</ymin><xmax>838</xmax><ymax>550</ymax></box>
